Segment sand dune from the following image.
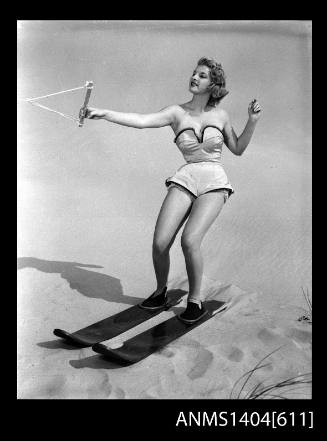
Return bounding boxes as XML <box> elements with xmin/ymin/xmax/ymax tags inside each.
<box><xmin>17</xmin><ymin>266</ymin><xmax>311</xmax><ymax>399</ymax></box>
<box><xmin>17</xmin><ymin>21</ymin><xmax>311</xmax><ymax>399</ymax></box>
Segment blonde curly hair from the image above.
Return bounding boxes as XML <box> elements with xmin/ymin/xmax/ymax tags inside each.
<box><xmin>197</xmin><ymin>57</ymin><xmax>229</xmax><ymax>106</ymax></box>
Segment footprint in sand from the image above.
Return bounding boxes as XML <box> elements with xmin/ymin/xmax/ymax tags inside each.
<box><xmin>187</xmin><ymin>347</ymin><xmax>214</xmax><ymax>380</ymax></box>
<box><xmin>227</xmin><ymin>347</ymin><xmax>244</xmax><ymax>362</ymax></box>
<box><xmin>85</xmin><ymin>371</ymin><xmax>113</xmax><ymax>399</ymax></box>
<box><xmin>257</xmin><ymin>326</ymin><xmax>312</xmax><ymax>346</ymax></box>
<box><xmin>114</xmin><ymin>387</ymin><xmax>126</xmax><ymax>399</ymax></box>
<box><xmin>159</xmin><ymin>348</ymin><xmax>175</xmax><ymax>358</ymax></box>
<box><xmin>285</xmin><ymin>328</ymin><xmax>312</xmax><ymax>344</ymax></box>
<box><xmin>257</xmin><ymin>328</ymin><xmax>280</xmax><ymax>344</ymax></box>
<box><xmin>43</xmin><ymin>375</ymin><xmax>66</xmax><ymax>398</ymax></box>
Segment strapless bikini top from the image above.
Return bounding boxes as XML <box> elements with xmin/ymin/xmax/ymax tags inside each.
<box><xmin>174</xmin><ymin>125</ymin><xmax>224</xmax><ymax>163</ymax></box>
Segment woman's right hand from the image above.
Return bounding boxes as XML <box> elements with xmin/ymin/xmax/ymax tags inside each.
<box><xmin>84</xmin><ymin>107</ymin><xmax>107</xmax><ymax>120</ymax></box>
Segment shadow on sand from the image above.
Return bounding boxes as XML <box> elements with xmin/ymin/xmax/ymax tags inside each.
<box><xmin>17</xmin><ymin>256</ymin><xmax>143</xmax><ymax>305</ymax></box>
<box><xmin>18</xmin><ymin>257</ymin><xmax>189</xmax><ymax>363</ymax></box>
<box><xmin>37</xmin><ymin>339</ymin><xmax>82</xmax><ymax>351</ymax></box>
<box><xmin>69</xmin><ymin>355</ymin><xmax>131</xmax><ymax>370</ymax></box>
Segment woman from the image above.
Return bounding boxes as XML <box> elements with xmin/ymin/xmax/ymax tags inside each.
<box><xmin>84</xmin><ymin>57</ymin><xmax>261</xmax><ymax>324</ymax></box>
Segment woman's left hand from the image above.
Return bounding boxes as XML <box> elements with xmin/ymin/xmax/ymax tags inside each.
<box><xmin>248</xmin><ymin>99</ymin><xmax>262</xmax><ymax>121</ymax></box>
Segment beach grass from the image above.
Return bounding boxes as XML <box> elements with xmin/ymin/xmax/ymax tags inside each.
<box><xmin>230</xmin><ymin>346</ymin><xmax>312</xmax><ymax>399</ymax></box>
<box><xmin>297</xmin><ymin>286</ymin><xmax>312</xmax><ymax>324</ymax></box>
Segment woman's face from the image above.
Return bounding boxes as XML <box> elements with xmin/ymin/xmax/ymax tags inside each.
<box><xmin>189</xmin><ymin>65</ymin><xmax>213</xmax><ymax>95</ymax></box>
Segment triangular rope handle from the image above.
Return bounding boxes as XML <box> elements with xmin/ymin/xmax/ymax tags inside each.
<box><xmin>19</xmin><ymin>81</ymin><xmax>94</xmax><ymax>127</ymax></box>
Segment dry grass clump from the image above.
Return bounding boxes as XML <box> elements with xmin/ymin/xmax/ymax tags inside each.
<box><xmin>297</xmin><ymin>287</ymin><xmax>312</xmax><ymax>324</ymax></box>
<box><xmin>230</xmin><ymin>347</ymin><xmax>312</xmax><ymax>399</ymax></box>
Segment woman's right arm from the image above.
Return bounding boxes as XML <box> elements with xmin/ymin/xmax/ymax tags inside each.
<box><xmin>85</xmin><ymin>105</ymin><xmax>179</xmax><ymax>129</ymax></box>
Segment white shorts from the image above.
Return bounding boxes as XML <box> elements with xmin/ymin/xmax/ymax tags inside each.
<box><xmin>165</xmin><ymin>162</ymin><xmax>234</xmax><ymax>202</ymax></box>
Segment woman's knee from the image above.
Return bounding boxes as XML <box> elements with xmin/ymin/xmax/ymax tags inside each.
<box><xmin>181</xmin><ymin>232</ymin><xmax>201</xmax><ymax>253</ymax></box>
<box><xmin>152</xmin><ymin>237</ymin><xmax>172</xmax><ymax>255</ymax></box>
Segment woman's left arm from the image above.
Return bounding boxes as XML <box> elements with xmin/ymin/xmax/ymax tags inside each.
<box><xmin>222</xmin><ymin>99</ymin><xmax>262</xmax><ymax>156</ymax></box>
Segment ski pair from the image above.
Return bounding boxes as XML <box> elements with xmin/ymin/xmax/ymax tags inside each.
<box><xmin>53</xmin><ymin>289</ymin><xmax>229</xmax><ymax>364</ymax></box>
<box><xmin>54</xmin><ymin>289</ymin><xmax>186</xmax><ymax>346</ymax></box>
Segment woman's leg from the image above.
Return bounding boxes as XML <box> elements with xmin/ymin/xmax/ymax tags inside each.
<box><xmin>181</xmin><ymin>191</ymin><xmax>226</xmax><ymax>303</ymax></box>
<box><xmin>152</xmin><ymin>186</ymin><xmax>193</xmax><ymax>294</ymax></box>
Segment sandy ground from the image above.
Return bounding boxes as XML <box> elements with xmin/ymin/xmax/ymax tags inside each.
<box><xmin>17</xmin><ymin>21</ymin><xmax>312</xmax><ymax>399</ymax></box>
<box><xmin>17</xmin><ymin>268</ymin><xmax>311</xmax><ymax>399</ymax></box>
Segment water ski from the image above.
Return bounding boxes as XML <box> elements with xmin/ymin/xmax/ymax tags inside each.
<box><xmin>53</xmin><ymin>289</ymin><xmax>185</xmax><ymax>347</ymax></box>
<box><xmin>92</xmin><ymin>299</ymin><xmax>230</xmax><ymax>364</ymax></box>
